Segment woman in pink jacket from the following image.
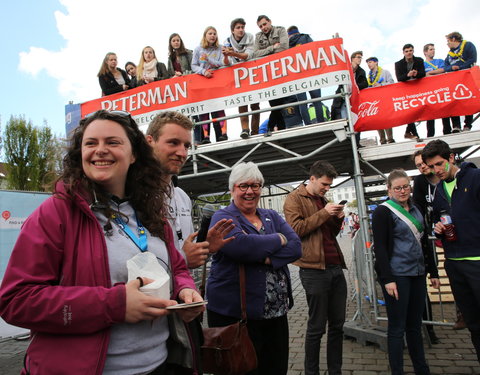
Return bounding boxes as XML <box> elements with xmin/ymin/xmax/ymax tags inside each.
<box><xmin>0</xmin><ymin>110</ymin><xmax>203</xmax><ymax>375</ymax></box>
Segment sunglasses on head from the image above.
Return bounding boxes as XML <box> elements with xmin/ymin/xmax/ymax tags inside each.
<box><xmin>84</xmin><ymin>110</ymin><xmax>132</xmax><ymax>119</ymax></box>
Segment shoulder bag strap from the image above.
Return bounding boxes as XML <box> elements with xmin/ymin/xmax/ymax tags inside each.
<box><xmin>200</xmin><ymin>262</ymin><xmax>207</xmax><ymax>298</ymax></box>
<box><xmin>199</xmin><ymin>261</ymin><xmax>246</xmax><ymax>320</ymax></box>
<box><xmin>239</xmin><ymin>264</ymin><xmax>247</xmax><ymax>321</ymax></box>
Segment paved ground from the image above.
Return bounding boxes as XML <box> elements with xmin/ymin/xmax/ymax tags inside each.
<box><xmin>287</xmin><ymin>236</ymin><xmax>479</xmax><ymax>375</ymax></box>
<box><xmin>0</xmin><ymin>235</ymin><xmax>478</xmax><ymax>374</ymax></box>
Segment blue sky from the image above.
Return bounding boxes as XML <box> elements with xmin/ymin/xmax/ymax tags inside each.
<box><xmin>0</xmin><ymin>0</ymin><xmax>477</xmax><ymax>140</ymax></box>
<box><xmin>1</xmin><ymin>0</ymin><xmax>67</xmax><ymax>136</ymax></box>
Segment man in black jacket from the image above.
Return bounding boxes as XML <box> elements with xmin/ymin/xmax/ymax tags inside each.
<box><xmin>331</xmin><ymin>51</ymin><xmax>368</xmax><ymax>145</ymax></box>
<box><xmin>422</xmin><ymin>139</ymin><xmax>480</xmax><ymax>363</ymax></box>
<box><xmin>395</xmin><ymin>44</ymin><xmax>426</xmax><ymax>140</ymax></box>
<box><xmin>287</xmin><ymin>26</ymin><xmax>325</xmax><ymax>125</ymax></box>
<box><xmin>332</xmin><ymin>51</ymin><xmax>368</xmax><ymax>120</ymax></box>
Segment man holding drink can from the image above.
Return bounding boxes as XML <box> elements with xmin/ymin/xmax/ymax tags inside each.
<box><xmin>422</xmin><ymin>139</ymin><xmax>480</xmax><ymax>364</ymax></box>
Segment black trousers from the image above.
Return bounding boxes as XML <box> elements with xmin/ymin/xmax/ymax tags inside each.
<box><xmin>382</xmin><ymin>276</ymin><xmax>430</xmax><ymax>375</ymax></box>
<box><xmin>445</xmin><ymin>259</ymin><xmax>480</xmax><ymax>363</ymax></box>
<box><xmin>451</xmin><ymin>114</ymin><xmax>473</xmax><ymax>129</ymax></box>
<box><xmin>425</xmin><ymin>118</ymin><xmax>451</xmax><ymax>137</ymax></box>
<box><xmin>406</xmin><ymin>123</ymin><xmax>419</xmax><ymax>137</ymax></box>
<box><xmin>207</xmin><ymin>309</ymin><xmax>289</xmax><ymax>375</ymax></box>
<box><xmin>300</xmin><ymin>266</ymin><xmax>347</xmax><ymax>375</ymax></box>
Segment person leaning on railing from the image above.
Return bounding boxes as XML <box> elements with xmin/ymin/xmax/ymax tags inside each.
<box><xmin>222</xmin><ymin>17</ymin><xmax>260</xmax><ymax>139</ymax></box>
<box><xmin>191</xmin><ymin>26</ymin><xmax>228</xmax><ymax>144</ymax></box>
<box><xmin>136</xmin><ymin>46</ymin><xmax>169</xmax><ymax>86</ymax></box>
<box><xmin>98</xmin><ymin>52</ymin><xmax>131</xmax><ymax>96</ymax></box>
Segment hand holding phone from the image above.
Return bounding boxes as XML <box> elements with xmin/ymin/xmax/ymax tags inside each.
<box><xmin>339</xmin><ymin>200</ymin><xmax>348</xmax><ymax>205</ymax></box>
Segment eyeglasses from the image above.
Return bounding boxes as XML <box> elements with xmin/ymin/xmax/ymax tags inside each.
<box><xmin>84</xmin><ymin>110</ymin><xmax>132</xmax><ymax>119</ymax></box>
<box><xmin>392</xmin><ymin>184</ymin><xmax>411</xmax><ymax>192</ymax></box>
<box><xmin>236</xmin><ymin>183</ymin><xmax>262</xmax><ymax>192</ymax></box>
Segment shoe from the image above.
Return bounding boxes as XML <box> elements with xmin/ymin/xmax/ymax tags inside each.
<box><xmin>453</xmin><ymin>312</ymin><xmax>467</xmax><ymax>330</ymax></box>
<box><xmin>379</xmin><ymin>139</ymin><xmax>387</xmax><ymax>145</ymax></box>
<box><xmin>387</xmin><ymin>139</ymin><xmax>396</xmax><ymax>144</ymax></box>
<box><xmin>404</xmin><ymin>132</ymin><xmax>417</xmax><ymax>140</ymax></box>
<box><xmin>462</xmin><ymin>127</ymin><xmax>471</xmax><ymax>132</ymax></box>
<box><xmin>201</xmin><ymin>137</ymin><xmax>211</xmax><ymax>144</ymax></box>
<box><xmin>240</xmin><ymin>129</ymin><xmax>250</xmax><ymax>139</ymax></box>
<box><xmin>452</xmin><ymin>127</ymin><xmax>461</xmax><ymax>133</ymax></box>
<box><xmin>264</xmin><ymin>130</ymin><xmax>272</xmax><ymax>137</ymax></box>
<box><xmin>217</xmin><ymin>134</ymin><xmax>228</xmax><ymax>141</ymax></box>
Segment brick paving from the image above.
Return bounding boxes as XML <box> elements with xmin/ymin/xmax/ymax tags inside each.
<box><xmin>287</xmin><ymin>235</ymin><xmax>479</xmax><ymax>375</ymax></box>
<box><xmin>0</xmin><ymin>235</ymin><xmax>478</xmax><ymax>374</ymax></box>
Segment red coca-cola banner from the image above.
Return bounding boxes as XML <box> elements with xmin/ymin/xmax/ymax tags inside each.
<box><xmin>354</xmin><ymin>67</ymin><xmax>480</xmax><ymax>131</ymax></box>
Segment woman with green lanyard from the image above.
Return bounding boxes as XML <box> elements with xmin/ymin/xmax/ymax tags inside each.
<box><xmin>0</xmin><ymin>110</ymin><xmax>204</xmax><ymax>374</ymax></box>
<box><xmin>372</xmin><ymin>169</ymin><xmax>440</xmax><ymax>375</ymax></box>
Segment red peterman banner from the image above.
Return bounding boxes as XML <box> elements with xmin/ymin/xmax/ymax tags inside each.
<box><xmin>354</xmin><ymin>66</ymin><xmax>480</xmax><ymax>131</ymax></box>
<box><xmin>66</xmin><ymin>38</ymin><xmax>351</xmax><ymax>133</ymax></box>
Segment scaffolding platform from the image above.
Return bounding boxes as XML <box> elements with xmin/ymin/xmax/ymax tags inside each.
<box><xmin>179</xmin><ymin>119</ymin><xmax>354</xmax><ymax>197</ymax></box>
<box><xmin>358</xmin><ymin>130</ymin><xmax>480</xmax><ymax>176</ymax></box>
<box><xmin>178</xmin><ymin>121</ymin><xmax>480</xmax><ymax>197</ymax></box>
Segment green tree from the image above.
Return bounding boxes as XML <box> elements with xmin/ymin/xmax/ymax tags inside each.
<box><xmin>37</xmin><ymin>123</ymin><xmax>64</xmax><ymax>189</ymax></box>
<box><xmin>3</xmin><ymin>116</ymin><xmax>63</xmax><ymax>191</ymax></box>
<box><xmin>4</xmin><ymin>116</ymin><xmax>39</xmax><ymax>190</ymax></box>
<box><xmin>348</xmin><ymin>199</ymin><xmax>358</xmax><ymax>208</ymax></box>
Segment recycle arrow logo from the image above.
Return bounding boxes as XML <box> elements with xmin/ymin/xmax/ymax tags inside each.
<box><xmin>453</xmin><ymin>84</ymin><xmax>473</xmax><ymax>100</ymax></box>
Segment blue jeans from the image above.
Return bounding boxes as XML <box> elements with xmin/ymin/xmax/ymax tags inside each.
<box><xmin>300</xmin><ymin>266</ymin><xmax>347</xmax><ymax>375</ymax></box>
<box><xmin>297</xmin><ymin>90</ymin><xmax>324</xmax><ymax>125</ymax></box>
<box><xmin>269</xmin><ymin>96</ymin><xmax>303</xmax><ymax>129</ymax></box>
<box><xmin>445</xmin><ymin>259</ymin><xmax>480</xmax><ymax>363</ymax></box>
<box><xmin>382</xmin><ymin>275</ymin><xmax>430</xmax><ymax>375</ymax></box>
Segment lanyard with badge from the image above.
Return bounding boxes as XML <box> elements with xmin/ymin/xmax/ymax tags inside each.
<box><xmin>112</xmin><ymin>211</ymin><xmax>148</xmax><ymax>252</ymax></box>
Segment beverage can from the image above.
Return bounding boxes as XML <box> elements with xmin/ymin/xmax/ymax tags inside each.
<box><xmin>440</xmin><ymin>212</ymin><xmax>452</xmax><ymax>225</ymax></box>
<box><xmin>440</xmin><ymin>214</ymin><xmax>452</xmax><ymax>225</ymax></box>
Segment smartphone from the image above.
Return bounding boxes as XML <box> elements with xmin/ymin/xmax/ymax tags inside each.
<box><xmin>338</xmin><ymin>200</ymin><xmax>348</xmax><ymax>205</ymax></box>
<box><xmin>165</xmin><ymin>300</ymin><xmax>208</xmax><ymax>310</ymax></box>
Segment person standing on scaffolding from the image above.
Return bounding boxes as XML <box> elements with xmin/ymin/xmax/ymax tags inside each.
<box><xmin>253</xmin><ymin>15</ymin><xmax>303</xmax><ymax>133</ymax></box>
<box><xmin>286</xmin><ymin>25</ymin><xmax>325</xmax><ymax>126</ymax></box>
<box><xmin>366</xmin><ymin>57</ymin><xmax>396</xmax><ymax>144</ymax></box>
<box><xmin>222</xmin><ymin>18</ymin><xmax>260</xmax><ymax>139</ymax></box>
<box><xmin>395</xmin><ymin>44</ymin><xmax>426</xmax><ymax>141</ymax></box>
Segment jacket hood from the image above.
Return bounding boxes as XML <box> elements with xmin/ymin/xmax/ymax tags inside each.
<box><xmin>458</xmin><ymin>161</ymin><xmax>477</xmax><ymax>178</ymax></box>
<box><xmin>289</xmin><ymin>34</ymin><xmax>303</xmax><ymax>45</ymax></box>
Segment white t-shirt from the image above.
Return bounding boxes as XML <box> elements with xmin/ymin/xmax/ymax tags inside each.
<box><xmin>166</xmin><ymin>186</ymin><xmax>195</xmax><ymax>259</ymax></box>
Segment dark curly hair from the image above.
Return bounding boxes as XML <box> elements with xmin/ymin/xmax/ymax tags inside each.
<box><xmin>58</xmin><ymin>110</ymin><xmax>170</xmax><ymax>239</ymax></box>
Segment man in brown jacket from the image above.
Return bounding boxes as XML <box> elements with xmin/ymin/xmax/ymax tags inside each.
<box><xmin>284</xmin><ymin>160</ymin><xmax>347</xmax><ymax>375</ymax></box>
